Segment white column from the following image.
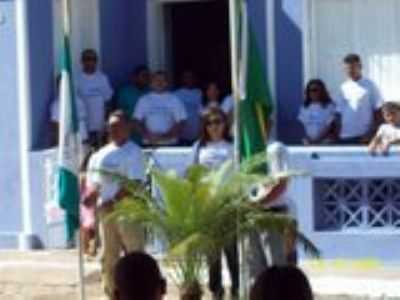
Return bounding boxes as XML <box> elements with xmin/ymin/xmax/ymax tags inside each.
<box><xmin>266</xmin><ymin>0</ymin><xmax>277</xmax><ymax>139</ymax></box>
<box><xmin>15</xmin><ymin>0</ymin><xmax>34</xmax><ymax>250</ymax></box>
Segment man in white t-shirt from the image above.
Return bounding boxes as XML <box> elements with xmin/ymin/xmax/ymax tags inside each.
<box><xmin>133</xmin><ymin>71</ymin><xmax>187</xmax><ymax>146</ymax></box>
<box><xmin>76</xmin><ymin>49</ymin><xmax>113</xmax><ymax>147</ymax></box>
<box><xmin>336</xmin><ymin>54</ymin><xmax>383</xmax><ymax>144</ymax></box>
<box><xmin>84</xmin><ymin>111</ymin><xmax>146</xmax><ymax>298</ymax></box>
<box><xmin>50</xmin><ymin>75</ymin><xmax>89</xmax><ymax>146</ymax></box>
<box><xmin>248</xmin><ymin>142</ymin><xmax>295</xmax><ymax>281</ymax></box>
<box><xmin>174</xmin><ymin>71</ymin><xmax>202</xmax><ymax>145</ymax></box>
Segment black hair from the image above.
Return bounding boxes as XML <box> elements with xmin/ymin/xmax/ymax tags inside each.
<box><xmin>114</xmin><ymin>252</ymin><xmax>166</xmax><ymax>300</ymax></box>
<box><xmin>304</xmin><ymin>79</ymin><xmax>333</xmax><ymax>108</ymax></box>
<box><xmin>343</xmin><ymin>53</ymin><xmax>361</xmax><ymax>64</ymax></box>
<box><xmin>202</xmin><ymin>81</ymin><xmax>222</xmax><ymax>106</ymax></box>
<box><xmin>132</xmin><ymin>65</ymin><xmax>149</xmax><ymax>77</ymax></box>
<box><xmin>199</xmin><ymin>107</ymin><xmax>231</xmax><ymax>146</ymax></box>
<box><xmin>81</xmin><ymin>49</ymin><xmax>98</xmax><ymax>60</ymax></box>
<box><xmin>250</xmin><ymin>266</ymin><xmax>313</xmax><ymax>300</ymax></box>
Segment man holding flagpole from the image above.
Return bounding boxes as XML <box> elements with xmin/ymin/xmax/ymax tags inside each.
<box><xmin>228</xmin><ymin>0</ymin><xmax>293</xmax><ymax>294</ymax></box>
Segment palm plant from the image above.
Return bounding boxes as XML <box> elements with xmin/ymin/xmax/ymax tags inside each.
<box><xmin>110</xmin><ymin>154</ymin><xmax>319</xmax><ymax>300</ymax></box>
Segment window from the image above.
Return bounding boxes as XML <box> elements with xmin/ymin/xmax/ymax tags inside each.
<box><xmin>307</xmin><ymin>0</ymin><xmax>400</xmax><ymax>100</ymax></box>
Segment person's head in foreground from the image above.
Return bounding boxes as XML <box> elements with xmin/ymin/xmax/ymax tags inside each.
<box><xmin>132</xmin><ymin>65</ymin><xmax>150</xmax><ymax>90</ymax></box>
<box><xmin>200</xmin><ymin>107</ymin><xmax>230</xmax><ymax>145</ymax></box>
<box><xmin>250</xmin><ymin>266</ymin><xmax>313</xmax><ymax>300</ymax></box>
<box><xmin>81</xmin><ymin>49</ymin><xmax>98</xmax><ymax>74</ymax></box>
<box><xmin>151</xmin><ymin>71</ymin><xmax>170</xmax><ymax>93</ymax></box>
<box><xmin>343</xmin><ymin>53</ymin><xmax>362</xmax><ymax>81</ymax></box>
<box><xmin>114</xmin><ymin>252</ymin><xmax>166</xmax><ymax>300</ymax></box>
<box><xmin>107</xmin><ymin>110</ymin><xmax>131</xmax><ymax>146</ymax></box>
<box><xmin>382</xmin><ymin>102</ymin><xmax>400</xmax><ymax>126</ymax></box>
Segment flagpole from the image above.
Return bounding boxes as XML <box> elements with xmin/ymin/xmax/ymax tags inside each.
<box><xmin>62</xmin><ymin>1</ymin><xmax>86</xmax><ymax>299</ymax></box>
<box><xmin>229</xmin><ymin>0</ymin><xmax>249</xmax><ymax>299</ymax></box>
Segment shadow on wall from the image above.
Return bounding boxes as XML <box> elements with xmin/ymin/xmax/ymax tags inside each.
<box><xmin>275</xmin><ymin>0</ymin><xmax>304</xmax><ymax>145</ymax></box>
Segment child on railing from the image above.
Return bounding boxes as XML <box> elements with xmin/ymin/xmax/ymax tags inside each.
<box><xmin>298</xmin><ymin>79</ymin><xmax>338</xmax><ymax>145</ymax></box>
<box><xmin>368</xmin><ymin>101</ymin><xmax>400</xmax><ymax>155</ymax></box>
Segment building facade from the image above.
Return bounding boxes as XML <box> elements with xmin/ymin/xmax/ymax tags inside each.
<box><xmin>1</xmin><ymin>0</ymin><xmax>399</xmax><ymax>260</ymax></box>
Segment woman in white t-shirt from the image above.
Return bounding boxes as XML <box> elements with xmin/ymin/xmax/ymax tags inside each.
<box><xmin>298</xmin><ymin>79</ymin><xmax>338</xmax><ymax>145</ymax></box>
<box><xmin>190</xmin><ymin>108</ymin><xmax>238</xmax><ymax>299</ymax></box>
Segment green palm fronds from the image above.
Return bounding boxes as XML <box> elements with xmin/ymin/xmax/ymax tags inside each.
<box><xmin>110</xmin><ymin>155</ymin><xmax>320</xmax><ymax>286</ymax></box>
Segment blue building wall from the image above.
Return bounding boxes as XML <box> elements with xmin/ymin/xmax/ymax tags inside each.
<box><xmin>0</xmin><ymin>0</ymin><xmax>23</xmax><ymax>234</ymax></box>
<box><xmin>27</xmin><ymin>0</ymin><xmax>54</xmax><ymax>149</ymax></box>
<box><xmin>99</xmin><ymin>0</ymin><xmax>147</xmax><ymax>88</ymax></box>
<box><xmin>275</xmin><ymin>0</ymin><xmax>304</xmax><ymax>144</ymax></box>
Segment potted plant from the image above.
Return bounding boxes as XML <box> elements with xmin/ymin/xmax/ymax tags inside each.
<box><xmin>111</xmin><ymin>154</ymin><xmax>319</xmax><ymax>300</ymax></box>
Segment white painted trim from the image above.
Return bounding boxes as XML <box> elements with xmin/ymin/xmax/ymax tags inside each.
<box><xmin>15</xmin><ymin>0</ymin><xmax>33</xmax><ymax>249</ymax></box>
<box><xmin>266</xmin><ymin>0</ymin><xmax>277</xmax><ymax>138</ymax></box>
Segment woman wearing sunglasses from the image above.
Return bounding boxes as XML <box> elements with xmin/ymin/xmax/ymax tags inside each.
<box><xmin>298</xmin><ymin>79</ymin><xmax>338</xmax><ymax>145</ymax></box>
<box><xmin>189</xmin><ymin>107</ymin><xmax>238</xmax><ymax>300</ymax></box>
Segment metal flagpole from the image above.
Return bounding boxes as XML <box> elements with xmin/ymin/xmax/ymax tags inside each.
<box><xmin>62</xmin><ymin>0</ymin><xmax>86</xmax><ymax>299</ymax></box>
<box><xmin>229</xmin><ymin>0</ymin><xmax>249</xmax><ymax>298</ymax></box>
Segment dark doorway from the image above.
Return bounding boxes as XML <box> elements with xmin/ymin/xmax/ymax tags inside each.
<box><xmin>168</xmin><ymin>0</ymin><xmax>231</xmax><ymax>94</ymax></box>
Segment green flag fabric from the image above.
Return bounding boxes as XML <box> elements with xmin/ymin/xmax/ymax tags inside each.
<box><xmin>57</xmin><ymin>34</ymin><xmax>81</xmax><ymax>243</ymax></box>
<box><xmin>236</xmin><ymin>0</ymin><xmax>273</xmax><ymax>160</ymax></box>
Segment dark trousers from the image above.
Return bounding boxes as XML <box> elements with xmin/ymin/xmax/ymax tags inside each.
<box><xmin>208</xmin><ymin>241</ymin><xmax>239</xmax><ymax>296</ymax></box>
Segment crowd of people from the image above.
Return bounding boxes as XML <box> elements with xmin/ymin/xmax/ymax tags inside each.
<box><xmin>50</xmin><ymin>49</ymin><xmax>234</xmax><ymax>150</ymax></box>
<box><xmin>51</xmin><ymin>50</ymin><xmax>400</xmax><ymax>155</ymax></box>
<box><xmin>298</xmin><ymin>54</ymin><xmax>400</xmax><ymax>152</ymax></box>
<box><xmin>53</xmin><ymin>49</ymin><xmax>400</xmax><ymax>299</ymax></box>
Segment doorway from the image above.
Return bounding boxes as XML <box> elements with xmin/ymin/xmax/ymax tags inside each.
<box><xmin>149</xmin><ymin>0</ymin><xmax>231</xmax><ymax>93</ymax></box>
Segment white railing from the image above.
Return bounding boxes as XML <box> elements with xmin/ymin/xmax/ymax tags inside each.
<box><xmin>43</xmin><ymin>146</ymin><xmax>400</xmax><ymax>259</ymax></box>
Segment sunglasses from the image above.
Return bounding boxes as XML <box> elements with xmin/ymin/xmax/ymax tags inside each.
<box><xmin>309</xmin><ymin>88</ymin><xmax>321</xmax><ymax>93</ymax></box>
<box><xmin>206</xmin><ymin>118</ymin><xmax>224</xmax><ymax>126</ymax></box>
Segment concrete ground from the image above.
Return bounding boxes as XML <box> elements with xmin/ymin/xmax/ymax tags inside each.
<box><xmin>0</xmin><ymin>250</ymin><xmax>399</xmax><ymax>300</ymax></box>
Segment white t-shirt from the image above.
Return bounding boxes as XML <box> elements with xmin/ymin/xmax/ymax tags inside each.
<box><xmin>134</xmin><ymin>91</ymin><xmax>187</xmax><ymax>137</ymax></box>
<box><xmin>87</xmin><ymin>141</ymin><xmax>145</xmax><ymax>204</ymax></box>
<box><xmin>174</xmin><ymin>88</ymin><xmax>202</xmax><ymax>142</ymax></box>
<box><xmin>197</xmin><ymin>140</ymin><xmax>233</xmax><ymax>169</ymax></box>
<box><xmin>375</xmin><ymin>123</ymin><xmax>400</xmax><ymax>145</ymax></box>
<box><xmin>336</xmin><ymin>78</ymin><xmax>383</xmax><ymax>139</ymax></box>
<box><xmin>51</xmin><ymin>96</ymin><xmax>88</xmax><ymax>141</ymax></box>
<box><xmin>221</xmin><ymin>95</ymin><xmax>234</xmax><ymax>115</ymax></box>
<box><xmin>76</xmin><ymin>71</ymin><xmax>113</xmax><ymax>132</ymax></box>
<box><xmin>298</xmin><ymin>103</ymin><xmax>336</xmax><ymax>140</ymax></box>
<box><xmin>251</xmin><ymin>142</ymin><xmax>290</xmax><ymax>209</ymax></box>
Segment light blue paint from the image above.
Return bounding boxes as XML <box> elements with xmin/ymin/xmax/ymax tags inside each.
<box><xmin>0</xmin><ymin>0</ymin><xmax>23</xmax><ymax>235</ymax></box>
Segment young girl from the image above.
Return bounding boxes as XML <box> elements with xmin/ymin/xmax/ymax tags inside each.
<box><xmin>80</xmin><ymin>150</ymin><xmax>97</xmax><ymax>257</ymax></box>
<box><xmin>298</xmin><ymin>79</ymin><xmax>337</xmax><ymax>144</ymax></box>
<box><xmin>369</xmin><ymin>102</ymin><xmax>400</xmax><ymax>155</ymax></box>
<box><xmin>201</xmin><ymin>82</ymin><xmax>223</xmax><ymax>115</ymax></box>
<box><xmin>190</xmin><ymin>108</ymin><xmax>238</xmax><ymax>300</ymax></box>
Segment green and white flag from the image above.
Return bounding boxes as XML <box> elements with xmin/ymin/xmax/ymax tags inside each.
<box><xmin>233</xmin><ymin>0</ymin><xmax>274</xmax><ymax>160</ymax></box>
<box><xmin>57</xmin><ymin>32</ymin><xmax>81</xmax><ymax>243</ymax></box>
